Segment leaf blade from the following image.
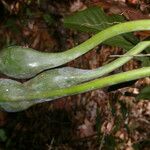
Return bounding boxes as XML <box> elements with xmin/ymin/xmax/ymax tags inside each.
<box><xmin>64</xmin><ymin>7</ymin><xmax>138</xmax><ymax>50</ymax></box>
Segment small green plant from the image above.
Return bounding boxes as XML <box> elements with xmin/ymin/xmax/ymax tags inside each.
<box><xmin>0</xmin><ymin>18</ymin><xmax>149</xmax><ymax>112</ymax></box>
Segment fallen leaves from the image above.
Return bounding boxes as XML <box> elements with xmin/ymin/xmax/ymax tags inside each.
<box><xmin>70</xmin><ymin>0</ymin><xmax>87</xmax><ymax>12</ymax></box>
<box><xmin>91</xmin><ymin>0</ymin><xmax>150</xmax><ymax>20</ymax></box>
<box><xmin>0</xmin><ymin>0</ymin><xmax>150</xmax><ymax>149</ymax></box>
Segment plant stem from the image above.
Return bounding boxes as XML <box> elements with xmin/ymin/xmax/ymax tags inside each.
<box><xmin>1</xmin><ymin>20</ymin><xmax>150</xmax><ymax>79</ymax></box>
<box><xmin>57</xmin><ymin>20</ymin><xmax>150</xmax><ymax>66</ymax></box>
<box><xmin>79</xmin><ymin>41</ymin><xmax>150</xmax><ymax>81</ymax></box>
<box><xmin>27</xmin><ymin>67</ymin><xmax>150</xmax><ymax>101</ymax></box>
<box><xmin>22</xmin><ymin>41</ymin><xmax>150</xmax><ymax>98</ymax></box>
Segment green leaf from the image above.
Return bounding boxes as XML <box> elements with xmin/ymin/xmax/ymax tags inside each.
<box><xmin>64</xmin><ymin>7</ymin><xmax>124</xmax><ymax>32</ymax></box>
<box><xmin>64</xmin><ymin>7</ymin><xmax>139</xmax><ymax>50</ymax></box>
<box><xmin>137</xmin><ymin>86</ymin><xmax>150</xmax><ymax>100</ymax></box>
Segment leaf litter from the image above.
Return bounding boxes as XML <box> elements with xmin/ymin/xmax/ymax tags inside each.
<box><xmin>0</xmin><ymin>0</ymin><xmax>150</xmax><ymax>149</ymax></box>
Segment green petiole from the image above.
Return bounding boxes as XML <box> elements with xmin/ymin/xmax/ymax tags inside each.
<box><xmin>23</xmin><ymin>41</ymin><xmax>150</xmax><ymax>93</ymax></box>
<box><xmin>29</xmin><ymin>67</ymin><xmax>150</xmax><ymax>100</ymax></box>
<box><xmin>0</xmin><ymin>20</ymin><xmax>150</xmax><ymax>79</ymax></box>
<box><xmin>0</xmin><ymin>66</ymin><xmax>150</xmax><ymax>112</ymax></box>
<box><xmin>0</xmin><ymin>20</ymin><xmax>150</xmax><ymax>112</ymax></box>
<box><xmin>0</xmin><ymin>41</ymin><xmax>149</xmax><ymax>112</ymax></box>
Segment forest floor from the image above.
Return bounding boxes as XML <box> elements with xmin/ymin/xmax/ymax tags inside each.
<box><xmin>0</xmin><ymin>0</ymin><xmax>150</xmax><ymax>150</ymax></box>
